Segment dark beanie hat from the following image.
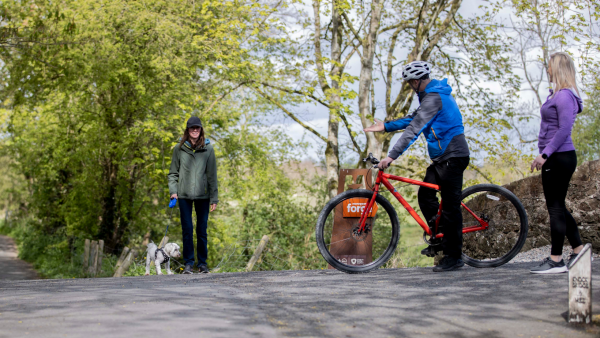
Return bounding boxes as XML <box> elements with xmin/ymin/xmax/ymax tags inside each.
<box><xmin>186</xmin><ymin>116</ymin><xmax>202</xmax><ymax>129</ymax></box>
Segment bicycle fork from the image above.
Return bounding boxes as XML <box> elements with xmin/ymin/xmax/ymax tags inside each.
<box><xmin>356</xmin><ymin>172</ymin><xmax>382</xmax><ymax>234</ymax></box>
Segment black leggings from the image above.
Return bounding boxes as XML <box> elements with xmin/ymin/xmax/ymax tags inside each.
<box><xmin>542</xmin><ymin>150</ymin><xmax>582</xmax><ymax>256</ymax></box>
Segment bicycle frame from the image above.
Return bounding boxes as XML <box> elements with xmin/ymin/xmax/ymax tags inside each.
<box><xmin>357</xmin><ymin>168</ymin><xmax>489</xmax><ymax>239</ymax></box>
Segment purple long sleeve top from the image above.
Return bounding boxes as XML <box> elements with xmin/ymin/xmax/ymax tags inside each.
<box><xmin>538</xmin><ymin>88</ymin><xmax>583</xmax><ymax>157</ymax></box>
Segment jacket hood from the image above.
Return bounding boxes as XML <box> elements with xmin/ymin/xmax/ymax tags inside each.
<box><xmin>184</xmin><ymin>138</ymin><xmax>210</xmax><ymax>146</ymax></box>
<box><xmin>181</xmin><ymin>138</ymin><xmax>211</xmax><ymax>148</ymax></box>
<box><xmin>424</xmin><ymin>78</ymin><xmax>452</xmax><ymax>95</ymax></box>
<box><xmin>549</xmin><ymin>88</ymin><xmax>584</xmax><ymax>114</ymax></box>
<box><xmin>567</xmin><ymin>88</ymin><xmax>584</xmax><ymax>114</ymax></box>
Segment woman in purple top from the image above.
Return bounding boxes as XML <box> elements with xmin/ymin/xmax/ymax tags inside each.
<box><xmin>530</xmin><ymin>52</ymin><xmax>584</xmax><ymax>274</ymax></box>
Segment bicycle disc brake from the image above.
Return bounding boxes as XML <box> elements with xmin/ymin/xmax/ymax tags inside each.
<box><xmin>352</xmin><ymin>224</ymin><xmax>370</xmax><ymax>240</ymax></box>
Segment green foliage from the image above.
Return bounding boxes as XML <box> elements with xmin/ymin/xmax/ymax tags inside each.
<box><xmin>0</xmin><ymin>0</ymin><xmax>280</xmax><ymax>252</ymax></box>
<box><xmin>573</xmin><ymin>80</ymin><xmax>600</xmax><ymax>164</ymax></box>
<box><xmin>0</xmin><ymin>0</ymin><xmax>330</xmax><ymax>278</ymax></box>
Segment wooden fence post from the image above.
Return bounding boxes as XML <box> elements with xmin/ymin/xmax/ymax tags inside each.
<box><xmin>246</xmin><ymin>235</ymin><xmax>269</xmax><ymax>272</ymax></box>
<box><xmin>115</xmin><ymin>247</ymin><xmax>130</xmax><ymax>272</ymax></box>
<box><xmin>83</xmin><ymin>239</ymin><xmax>90</xmax><ymax>268</ymax></box>
<box><xmin>89</xmin><ymin>240</ymin><xmax>98</xmax><ymax>275</ymax></box>
<box><xmin>96</xmin><ymin>240</ymin><xmax>104</xmax><ymax>276</ymax></box>
<box><xmin>114</xmin><ymin>249</ymin><xmax>136</xmax><ymax>277</ymax></box>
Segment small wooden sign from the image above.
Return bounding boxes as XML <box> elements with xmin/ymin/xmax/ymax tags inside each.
<box><xmin>569</xmin><ymin>243</ymin><xmax>592</xmax><ymax>324</ymax></box>
<box><xmin>328</xmin><ymin>169</ymin><xmax>375</xmax><ymax>269</ymax></box>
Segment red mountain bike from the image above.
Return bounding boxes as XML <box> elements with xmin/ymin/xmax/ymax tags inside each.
<box><xmin>316</xmin><ymin>154</ymin><xmax>528</xmax><ymax>273</ymax></box>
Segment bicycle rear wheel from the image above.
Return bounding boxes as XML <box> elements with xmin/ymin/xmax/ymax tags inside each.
<box><xmin>316</xmin><ymin>189</ymin><xmax>400</xmax><ymax>274</ymax></box>
<box><xmin>460</xmin><ymin>184</ymin><xmax>529</xmax><ymax>267</ymax></box>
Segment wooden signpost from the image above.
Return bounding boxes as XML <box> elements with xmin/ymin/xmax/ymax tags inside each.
<box><xmin>328</xmin><ymin>169</ymin><xmax>375</xmax><ymax>268</ymax></box>
<box><xmin>568</xmin><ymin>243</ymin><xmax>592</xmax><ymax>325</ymax></box>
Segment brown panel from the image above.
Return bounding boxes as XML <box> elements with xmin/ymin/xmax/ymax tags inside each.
<box><xmin>328</xmin><ymin>169</ymin><xmax>375</xmax><ymax>269</ymax></box>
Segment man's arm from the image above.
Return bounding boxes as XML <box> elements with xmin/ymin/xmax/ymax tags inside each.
<box><xmin>387</xmin><ymin>93</ymin><xmax>442</xmax><ymax>159</ymax></box>
<box><xmin>384</xmin><ymin>111</ymin><xmax>417</xmax><ymax>132</ymax></box>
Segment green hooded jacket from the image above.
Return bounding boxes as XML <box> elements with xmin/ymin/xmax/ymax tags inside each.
<box><xmin>168</xmin><ymin>140</ymin><xmax>218</xmax><ymax>204</ymax></box>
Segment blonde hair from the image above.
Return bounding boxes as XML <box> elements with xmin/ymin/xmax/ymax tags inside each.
<box><xmin>548</xmin><ymin>52</ymin><xmax>580</xmax><ymax>97</ymax></box>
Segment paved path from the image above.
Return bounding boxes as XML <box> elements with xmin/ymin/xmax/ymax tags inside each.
<box><xmin>0</xmin><ymin>235</ymin><xmax>38</xmax><ymax>280</ymax></box>
<box><xmin>1</xmin><ymin>262</ymin><xmax>599</xmax><ymax>338</ymax></box>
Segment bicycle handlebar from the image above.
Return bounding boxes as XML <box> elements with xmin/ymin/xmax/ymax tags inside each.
<box><xmin>362</xmin><ymin>153</ymin><xmax>380</xmax><ymax>166</ymax></box>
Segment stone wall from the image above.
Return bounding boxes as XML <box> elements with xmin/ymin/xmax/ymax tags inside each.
<box><xmin>465</xmin><ymin>160</ymin><xmax>600</xmax><ymax>254</ymax></box>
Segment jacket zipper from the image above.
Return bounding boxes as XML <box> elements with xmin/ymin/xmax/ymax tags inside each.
<box><xmin>431</xmin><ymin>127</ymin><xmax>442</xmax><ymax>150</ymax></box>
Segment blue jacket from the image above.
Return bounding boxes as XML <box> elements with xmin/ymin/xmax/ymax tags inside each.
<box><xmin>385</xmin><ymin>79</ymin><xmax>466</xmax><ymax>160</ymax></box>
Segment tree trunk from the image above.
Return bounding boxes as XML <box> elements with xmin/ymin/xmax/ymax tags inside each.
<box><xmin>357</xmin><ymin>0</ymin><xmax>385</xmax><ymax>165</ymax></box>
<box><xmin>98</xmin><ymin>157</ymin><xmax>119</xmax><ymax>254</ymax></box>
<box><xmin>325</xmin><ymin>1</ymin><xmax>343</xmax><ymax>199</ymax></box>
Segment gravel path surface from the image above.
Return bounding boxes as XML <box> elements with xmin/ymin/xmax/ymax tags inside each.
<box><xmin>0</xmin><ymin>235</ymin><xmax>38</xmax><ymax>280</ymax></box>
<box><xmin>1</xmin><ymin>261</ymin><xmax>599</xmax><ymax>337</ymax></box>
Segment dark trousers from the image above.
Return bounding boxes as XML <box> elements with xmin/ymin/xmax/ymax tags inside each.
<box><xmin>542</xmin><ymin>150</ymin><xmax>582</xmax><ymax>256</ymax></box>
<box><xmin>418</xmin><ymin>157</ymin><xmax>470</xmax><ymax>258</ymax></box>
<box><xmin>179</xmin><ymin>198</ymin><xmax>210</xmax><ymax>267</ymax></box>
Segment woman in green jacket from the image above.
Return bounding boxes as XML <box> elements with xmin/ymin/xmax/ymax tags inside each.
<box><xmin>168</xmin><ymin>116</ymin><xmax>218</xmax><ymax>274</ymax></box>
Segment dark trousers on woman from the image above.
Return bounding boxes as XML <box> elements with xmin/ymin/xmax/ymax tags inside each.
<box><xmin>542</xmin><ymin>150</ymin><xmax>582</xmax><ymax>256</ymax></box>
<box><xmin>418</xmin><ymin>157</ymin><xmax>470</xmax><ymax>258</ymax></box>
<box><xmin>179</xmin><ymin>198</ymin><xmax>210</xmax><ymax>267</ymax></box>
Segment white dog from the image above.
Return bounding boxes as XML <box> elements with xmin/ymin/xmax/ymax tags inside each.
<box><xmin>145</xmin><ymin>241</ymin><xmax>181</xmax><ymax>275</ymax></box>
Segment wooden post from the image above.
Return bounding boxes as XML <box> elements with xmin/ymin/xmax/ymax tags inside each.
<box><xmin>115</xmin><ymin>247</ymin><xmax>130</xmax><ymax>272</ymax></box>
<box><xmin>159</xmin><ymin>236</ymin><xmax>169</xmax><ymax>248</ymax></box>
<box><xmin>83</xmin><ymin>239</ymin><xmax>90</xmax><ymax>268</ymax></box>
<box><xmin>89</xmin><ymin>241</ymin><xmax>98</xmax><ymax>275</ymax></box>
<box><xmin>96</xmin><ymin>240</ymin><xmax>104</xmax><ymax>276</ymax></box>
<box><xmin>569</xmin><ymin>243</ymin><xmax>592</xmax><ymax>324</ymax></box>
<box><xmin>114</xmin><ymin>249</ymin><xmax>136</xmax><ymax>277</ymax></box>
<box><xmin>142</xmin><ymin>231</ymin><xmax>151</xmax><ymax>246</ymax></box>
<box><xmin>246</xmin><ymin>235</ymin><xmax>269</xmax><ymax>272</ymax></box>
<box><xmin>151</xmin><ymin>237</ymin><xmax>169</xmax><ymax>268</ymax></box>
<box><xmin>328</xmin><ymin>169</ymin><xmax>375</xmax><ymax>269</ymax></box>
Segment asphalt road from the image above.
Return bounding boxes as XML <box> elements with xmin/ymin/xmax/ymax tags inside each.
<box><xmin>1</xmin><ymin>262</ymin><xmax>599</xmax><ymax>338</ymax></box>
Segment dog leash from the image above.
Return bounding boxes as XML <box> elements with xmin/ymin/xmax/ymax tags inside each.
<box><xmin>159</xmin><ymin>198</ymin><xmax>177</xmax><ymax>249</ymax></box>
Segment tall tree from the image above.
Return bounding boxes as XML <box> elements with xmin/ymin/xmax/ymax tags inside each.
<box><xmin>0</xmin><ymin>0</ymin><xmax>281</xmax><ymax>251</ymax></box>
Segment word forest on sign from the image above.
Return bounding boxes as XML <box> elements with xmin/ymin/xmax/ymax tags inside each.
<box><xmin>343</xmin><ymin>198</ymin><xmax>378</xmax><ymax>218</ymax></box>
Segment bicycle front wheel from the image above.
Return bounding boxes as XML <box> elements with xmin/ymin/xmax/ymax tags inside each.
<box><xmin>316</xmin><ymin>189</ymin><xmax>400</xmax><ymax>274</ymax></box>
<box><xmin>460</xmin><ymin>184</ymin><xmax>529</xmax><ymax>268</ymax></box>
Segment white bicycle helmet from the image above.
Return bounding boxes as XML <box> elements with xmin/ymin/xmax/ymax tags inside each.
<box><xmin>401</xmin><ymin>61</ymin><xmax>431</xmax><ymax>81</ymax></box>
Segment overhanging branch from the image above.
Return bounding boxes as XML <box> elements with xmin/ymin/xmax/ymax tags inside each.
<box><xmin>252</xmin><ymin>87</ymin><xmax>328</xmax><ymax>143</ymax></box>
<box><xmin>200</xmin><ymin>83</ymin><xmax>245</xmax><ymax>117</ymax></box>
<box><xmin>339</xmin><ymin>113</ymin><xmax>362</xmax><ymax>154</ymax></box>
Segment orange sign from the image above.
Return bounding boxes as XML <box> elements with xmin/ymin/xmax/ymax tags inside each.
<box><xmin>342</xmin><ymin>198</ymin><xmax>378</xmax><ymax>218</ymax></box>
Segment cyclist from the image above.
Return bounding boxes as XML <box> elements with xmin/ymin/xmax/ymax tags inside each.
<box><xmin>364</xmin><ymin>61</ymin><xmax>470</xmax><ymax>272</ymax></box>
